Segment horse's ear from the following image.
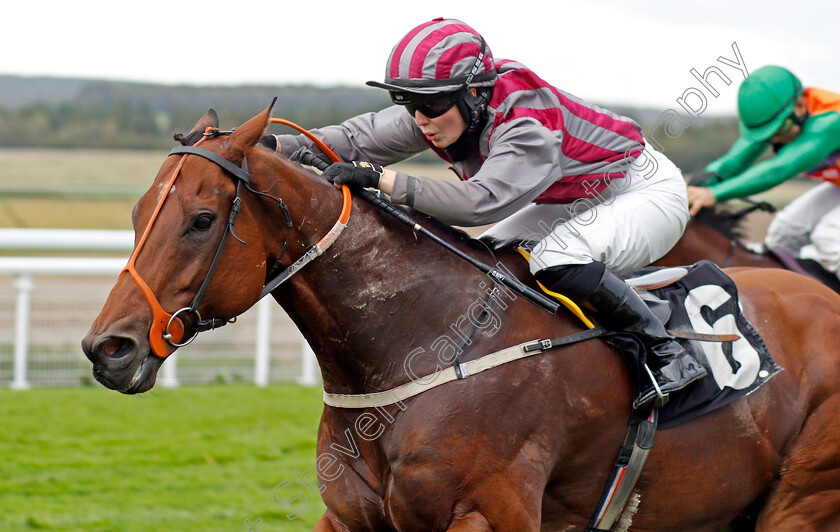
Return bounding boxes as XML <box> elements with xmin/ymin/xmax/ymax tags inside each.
<box><xmin>230</xmin><ymin>98</ymin><xmax>277</xmax><ymax>151</ymax></box>
<box><xmin>174</xmin><ymin>108</ymin><xmax>221</xmax><ymax>146</ymax></box>
<box><xmin>192</xmin><ymin>108</ymin><xmax>220</xmax><ymax>134</ymax></box>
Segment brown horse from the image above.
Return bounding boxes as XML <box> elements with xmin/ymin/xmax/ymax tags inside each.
<box><xmin>654</xmin><ymin>207</ymin><xmax>840</xmax><ymax>294</ymax></box>
<box><xmin>83</xmin><ymin>105</ymin><xmax>840</xmax><ymax>531</ymax></box>
<box><xmin>653</xmin><ymin>208</ymin><xmax>782</xmax><ymax>269</ymax></box>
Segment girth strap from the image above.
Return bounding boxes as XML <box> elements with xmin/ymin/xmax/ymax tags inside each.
<box><xmin>588</xmin><ymin>408</ymin><xmax>659</xmax><ymax>531</ymax></box>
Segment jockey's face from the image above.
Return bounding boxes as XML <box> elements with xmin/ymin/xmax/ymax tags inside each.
<box><xmin>413</xmin><ymin>101</ymin><xmax>467</xmax><ymax>149</ymax></box>
<box><xmin>770</xmin><ymin>98</ymin><xmax>808</xmax><ymax>146</ymax></box>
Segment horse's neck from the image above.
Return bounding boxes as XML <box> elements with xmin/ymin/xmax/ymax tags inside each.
<box><xmin>730</xmin><ymin>244</ymin><xmax>783</xmax><ymax>268</ymax></box>
<box><xmin>692</xmin><ymin>220</ymin><xmax>782</xmax><ymax>268</ymax></box>
<box><xmin>253</xmin><ymin>156</ymin><xmax>577</xmax><ymax>394</ymax></box>
<box><xmin>274</xmin><ymin>205</ymin><xmax>452</xmax><ymax>390</ymax></box>
<box><xmin>269</xmin><ymin>193</ymin><xmax>564</xmax><ymax>394</ymax></box>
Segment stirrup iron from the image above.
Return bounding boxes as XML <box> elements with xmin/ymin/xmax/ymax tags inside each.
<box><xmin>635</xmin><ymin>364</ymin><xmax>669</xmax><ymax>409</ymax></box>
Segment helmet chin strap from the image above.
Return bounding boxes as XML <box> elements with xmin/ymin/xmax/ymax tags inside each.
<box><xmin>456</xmin><ymin>35</ymin><xmax>491</xmax><ymax>136</ymax></box>
<box><xmin>456</xmin><ymin>87</ymin><xmax>491</xmax><ymax>135</ymax></box>
<box><xmin>772</xmin><ymin>109</ymin><xmax>809</xmax><ymax>153</ymax></box>
<box><xmin>446</xmin><ymin>96</ymin><xmax>489</xmax><ymax>162</ymax></box>
<box><xmin>792</xmin><ymin>108</ymin><xmax>809</xmax><ymax>127</ymax></box>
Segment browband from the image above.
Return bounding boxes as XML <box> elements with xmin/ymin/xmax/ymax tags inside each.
<box><xmin>169</xmin><ymin>146</ymin><xmax>251</xmax><ymax>184</ymax></box>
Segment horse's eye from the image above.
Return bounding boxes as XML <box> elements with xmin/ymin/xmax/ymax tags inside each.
<box><xmin>192</xmin><ymin>213</ymin><xmax>214</xmax><ymax>232</ymax></box>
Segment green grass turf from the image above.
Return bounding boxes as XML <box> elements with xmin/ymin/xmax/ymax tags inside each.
<box><xmin>0</xmin><ymin>385</ymin><xmax>327</xmax><ymax>531</ymax></box>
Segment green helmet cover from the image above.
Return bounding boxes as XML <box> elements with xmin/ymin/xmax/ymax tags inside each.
<box><xmin>737</xmin><ymin>65</ymin><xmax>802</xmax><ymax>142</ymax></box>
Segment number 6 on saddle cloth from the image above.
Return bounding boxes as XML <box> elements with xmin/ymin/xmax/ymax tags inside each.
<box><xmin>619</xmin><ymin>260</ymin><xmax>781</xmax><ymax>429</ymax></box>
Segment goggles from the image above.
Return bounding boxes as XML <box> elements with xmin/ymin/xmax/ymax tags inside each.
<box><xmin>774</xmin><ymin>110</ymin><xmax>807</xmax><ymax>137</ymax></box>
<box><xmin>776</xmin><ymin>114</ymin><xmax>797</xmax><ymax>136</ymax></box>
<box><xmin>387</xmin><ymin>36</ymin><xmax>486</xmax><ymax>120</ymax></box>
<box><xmin>390</xmin><ymin>90</ymin><xmax>462</xmax><ymax>119</ymax></box>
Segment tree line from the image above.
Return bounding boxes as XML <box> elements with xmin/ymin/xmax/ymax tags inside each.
<box><xmin>0</xmin><ymin>76</ymin><xmax>739</xmax><ymax>172</ymax></box>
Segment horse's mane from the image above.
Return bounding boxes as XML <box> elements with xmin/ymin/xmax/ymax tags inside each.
<box><xmin>168</xmin><ymin>137</ymin><xmax>751</xmax><ymax>261</ymax></box>
<box><xmin>694</xmin><ymin>205</ymin><xmax>748</xmax><ymax>241</ymax></box>
<box><xmin>166</xmin><ymin>126</ymin><xmax>502</xmax><ymax>261</ymax></box>
<box><xmin>238</xmin><ymin>147</ymin><xmax>531</xmax><ymax>262</ymax></box>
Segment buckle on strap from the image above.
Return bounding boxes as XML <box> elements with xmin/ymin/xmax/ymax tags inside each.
<box><xmin>644</xmin><ymin>363</ymin><xmax>670</xmax><ymax>407</ymax></box>
<box><xmin>523</xmin><ymin>338</ymin><xmax>553</xmax><ymax>353</ymax></box>
<box><xmin>540</xmin><ymin>339</ymin><xmax>553</xmax><ymax>350</ymax></box>
<box><xmin>522</xmin><ymin>327</ymin><xmax>607</xmax><ymax>354</ymax></box>
<box><xmin>454</xmin><ymin>363</ymin><xmax>469</xmax><ymax>380</ymax></box>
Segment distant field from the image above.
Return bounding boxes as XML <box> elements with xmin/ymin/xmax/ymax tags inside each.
<box><xmin>0</xmin><ymin>197</ymin><xmax>137</xmax><ymax>230</ymax></box>
<box><xmin>0</xmin><ymin>149</ymin><xmax>166</xmax><ymax>198</ymax></box>
<box><xmin>0</xmin><ymin>149</ymin><xmax>165</xmax><ymax>230</ymax></box>
<box><xmin>0</xmin><ymin>149</ymin><xmax>456</xmax><ymax>231</ymax></box>
<box><xmin>0</xmin><ymin>385</ymin><xmax>327</xmax><ymax>531</ymax></box>
<box><xmin>0</xmin><ymin>148</ymin><xmax>815</xmax><ymax>240</ymax></box>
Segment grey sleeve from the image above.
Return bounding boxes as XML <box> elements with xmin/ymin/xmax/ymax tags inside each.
<box><xmin>390</xmin><ymin>118</ymin><xmax>564</xmax><ymax>226</ymax></box>
<box><xmin>276</xmin><ymin>105</ymin><xmax>428</xmax><ymax>165</ymax></box>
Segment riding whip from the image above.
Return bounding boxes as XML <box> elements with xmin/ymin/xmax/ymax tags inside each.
<box><xmin>290</xmin><ymin>147</ymin><xmax>561</xmax><ymax>315</ymax></box>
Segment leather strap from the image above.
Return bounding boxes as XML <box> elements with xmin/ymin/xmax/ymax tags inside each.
<box><xmin>169</xmin><ymin>146</ymin><xmax>251</xmax><ymax>183</ymax></box>
<box><xmin>323</xmin><ymin>327</ymin><xmax>606</xmax><ymax>408</ymax></box>
<box><xmin>589</xmin><ymin>408</ymin><xmax>659</xmax><ymax>530</ymax></box>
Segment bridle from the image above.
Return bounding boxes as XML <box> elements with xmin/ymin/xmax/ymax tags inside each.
<box><xmin>121</xmin><ymin>121</ymin><xmax>350</xmax><ymax>359</ymax></box>
<box><xmin>123</xmin><ymin>110</ymin><xmax>556</xmax><ymax>360</ymax></box>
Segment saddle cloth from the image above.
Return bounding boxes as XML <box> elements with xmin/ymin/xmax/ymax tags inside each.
<box><xmin>618</xmin><ymin>260</ymin><xmax>782</xmax><ymax>429</ymax></box>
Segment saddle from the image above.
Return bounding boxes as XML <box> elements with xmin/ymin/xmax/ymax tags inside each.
<box><xmin>563</xmin><ymin>261</ymin><xmax>783</xmax><ymax>531</ymax></box>
<box><xmin>611</xmin><ymin>261</ymin><xmax>780</xmax><ymax>429</ymax></box>
<box><xmin>512</xmin><ymin>248</ymin><xmax>781</xmax><ymax>427</ymax></box>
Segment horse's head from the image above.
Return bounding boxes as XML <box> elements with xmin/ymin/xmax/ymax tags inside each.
<box><xmin>81</xmin><ymin>102</ymin><xmax>313</xmax><ymax>393</ymax></box>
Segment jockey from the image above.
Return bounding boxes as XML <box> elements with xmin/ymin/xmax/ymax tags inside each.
<box><xmin>687</xmin><ymin>66</ymin><xmax>840</xmax><ymax>277</ymax></box>
<box><xmin>264</xmin><ymin>18</ymin><xmax>706</xmax><ymax>409</ymax></box>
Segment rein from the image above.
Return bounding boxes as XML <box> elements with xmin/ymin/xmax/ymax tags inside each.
<box><xmin>122</xmin><ymin>121</ymin><xmax>351</xmax><ymax>359</ymax></box>
<box><xmin>257</xmin><ymin>119</ymin><xmax>350</xmax><ymax>298</ymax></box>
<box><xmin>120</xmin><ymin>131</ymin><xmax>211</xmax><ymax>358</ymax></box>
<box><xmin>127</xmin><ymin>111</ymin><xmax>560</xmax><ymax>359</ymax></box>
<box><xmin>290</xmin><ymin>148</ymin><xmax>562</xmax><ymax>315</ymax></box>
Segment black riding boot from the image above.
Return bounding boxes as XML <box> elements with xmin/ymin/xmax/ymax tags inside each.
<box><xmin>586</xmin><ymin>269</ymin><xmax>708</xmax><ymax>408</ymax></box>
<box><xmin>536</xmin><ymin>263</ymin><xmax>708</xmax><ymax>409</ymax></box>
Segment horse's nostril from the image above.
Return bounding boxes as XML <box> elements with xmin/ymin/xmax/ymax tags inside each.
<box><xmin>103</xmin><ymin>337</ymin><xmax>123</xmax><ymax>357</ymax></box>
<box><xmin>94</xmin><ymin>335</ymin><xmax>136</xmax><ymax>361</ymax></box>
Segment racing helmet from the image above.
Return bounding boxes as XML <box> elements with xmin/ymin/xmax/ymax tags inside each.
<box><xmin>366</xmin><ymin>17</ymin><xmax>496</xmax><ymax>96</ymax></box>
<box><xmin>367</xmin><ymin>18</ymin><xmax>496</xmax><ymax>133</ymax></box>
<box><xmin>737</xmin><ymin>65</ymin><xmax>803</xmax><ymax>142</ymax></box>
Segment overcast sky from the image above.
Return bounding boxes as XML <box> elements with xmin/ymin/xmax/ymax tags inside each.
<box><xmin>4</xmin><ymin>0</ymin><xmax>838</xmax><ymax>115</ymax></box>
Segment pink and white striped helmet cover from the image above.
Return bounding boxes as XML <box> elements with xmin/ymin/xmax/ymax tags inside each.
<box><xmin>366</xmin><ymin>18</ymin><xmax>497</xmax><ymax>95</ymax></box>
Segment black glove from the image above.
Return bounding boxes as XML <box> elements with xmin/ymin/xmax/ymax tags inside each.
<box><xmin>258</xmin><ymin>135</ymin><xmax>278</xmax><ymax>151</ymax></box>
<box><xmin>686</xmin><ymin>171</ymin><xmax>721</xmax><ymax>186</ymax></box>
<box><xmin>322</xmin><ymin>161</ymin><xmax>384</xmax><ymax>188</ymax></box>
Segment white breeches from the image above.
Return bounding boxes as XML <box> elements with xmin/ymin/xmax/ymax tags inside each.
<box><xmin>481</xmin><ymin>145</ymin><xmax>690</xmax><ymax>274</ymax></box>
<box><xmin>766</xmin><ymin>181</ymin><xmax>840</xmax><ymax>275</ymax></box>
